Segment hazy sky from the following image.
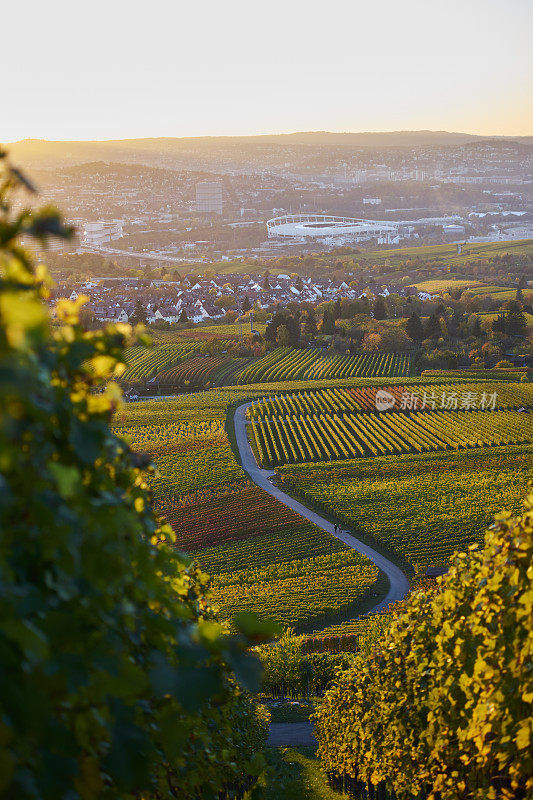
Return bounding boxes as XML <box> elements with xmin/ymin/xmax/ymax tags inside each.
<box><xmin>4</xmin><ymin>0</ymin><xmax>532</xmax><ymax>141</ymax></box>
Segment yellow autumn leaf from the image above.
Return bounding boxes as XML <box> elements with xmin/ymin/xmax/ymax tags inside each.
<box><xmin>515</xmin><ymin>722</ymin><xmax>531</xmax><ymax>750</ymax></box>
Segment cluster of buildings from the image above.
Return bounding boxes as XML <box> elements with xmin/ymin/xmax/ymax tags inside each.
<box><xmin>32</xmin><ymin>138</ymin><xmax>532</xmax><ymax>262</ymax></box>
<box><xmin>54</xmin><ymin>274</ymin><xmax>430</xmax><ymax>327</ymax></box>
<box><xmin>340</xmin><ymin>140</ymin><xmax>532</xmax><ymax>187</ymax></box>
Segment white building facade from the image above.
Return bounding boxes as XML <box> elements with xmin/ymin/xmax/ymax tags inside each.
<box><xmin>83</xmin><ymin>221</ymin><xmax>123</xmax><ymax>247</ymax></box>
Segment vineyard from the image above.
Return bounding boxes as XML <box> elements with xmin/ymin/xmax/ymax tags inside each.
<box><xmin>113</xmin><ymin>379</ymin><xmax>533</xmax><ymax>638</ymax></box>
<box><xmin>208</xmin><ymin>549</ymin><xmax>381</xmax><ymax>632</ymax></box>
<box><xmin>114</xmin><ymin>394</ymin><xmax>385</xmax><ymax>633</ymax></box>
<box><xmin>235</xmin><ymin>347</ymin><xmax>411</xmax><ymax>383</ymax></box>
<box><xmin>168</xmin><ymin>480</ymin><xmax>383</xmax><ymax>631</ymax></box>
<box><xmin>115</xmin><ymin>419</ymin><xmax>226</xmax><ymax>454</ymax></box>
<box><xmin>151</xmin><ymin>355</ymin><xmax>246</xmax><ymax>389</ymax></box>
<box><xmin>249</xmin><ymin>381</ymin><xmax>533</xmax><ymax>417</ymax></box>
<box><xmin>120</xmin><ymin>344</ymin><xmax>413</xmax><ymax>390</ymax></box>
<box><xmin>113</xmin><ymin>378</ymin><xmax>533</xmax><ymax>639</ymax></box>
<box><xmin>314</xmin><ymin>493</ymin><xmax>533</xmax><ymax>800</ymax></box>
<box><xmin>115</xmin><ymin>396</ymin><xmax>244</xmax><ymax>496</ymax></box>
<box><xmin>119</xmin><ymin>342</ymin><xmax>199</xmax><ymax>383</ymax></box>
<box><xmin>248</xmin><ymin>382</ymin><xmax>533</xmax><ymax>466</ymax></box>
<box><xmin>420</xmin><ymin>368</ymin><xmax>528</xmax><ymax>380</ymax></box>
<box><xmin>163</xmin><ymin>482</ymin><xmax>309</xmax><ymax>550</ymax></box>
<box><xmin>278</xmin><ymin>444</ymin><xmax>533</xmax><ymax>569</ymax></box>
<box><xmin>173</xmin><ymin>321</ymin><xmax>267</xmax><ymax>340</ymax></box>
<box><xmin>252</xmin><ymin>408</ymin><xmax>532</xmax><ymax>465</ymax></box>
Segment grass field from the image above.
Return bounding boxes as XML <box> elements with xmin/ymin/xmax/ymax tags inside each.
<box><xmin>467</xmin><ymin>285</ymin><xmax>516</xmax><ymax>296</ymax></box>
<box><xmin>478</xmin><ymin>310</ymin><xmax>533</xmax><ymax>325</ymax></box>
<box><xmin>192</xmin><ymin>239</ymin><xmax>533</xmax><ymax>276</ymax></box>
<box><xmin>174</xmin><ymin>321</ymin><xmax>267</xmax><ymax>339</ymax></box>
<box><xmin>146</xmin><ymin>322</ymin><xmax>265</xmax><ymax>344</ymax></box>
<box><xmin>263</xmin><ymin>747</ymin><xmax>348</xmax><ymax>800</ymax></box>
<box><xmin>356</xmin><ymin>238</ymin><xmax>533</xmax><ymax>266</ymax></box>
<box><xmin>267</xmin><ymin>701</ymin><xmax>316</xmax><ymax>723</ymax></box>
<box><xmin>468</xmin><ymin>288</ymin><xmax>521</xmax><ymax>300</ymax></box>
<box><xmin>162</xmin><ymin>239</ymin><xmax>533</xmax><ymax>277</ymax></box>
<box><xmin>411</xmin><ymin>279</ymin><xmax>527</xmax><ymax>301</ymax></box>
<box><xmin>412</xmin><ymin>279</ymin><xmax>484</xmax><ymax>292</ymax></box>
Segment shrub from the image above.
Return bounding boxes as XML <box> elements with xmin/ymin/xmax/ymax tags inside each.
<box><xmin>257</xmin><ymin>630</ymin><xmax>354</xmax><ymax>699</ymax></box>
<box><xmin>0</xmin><ymin>153</ymin><xmax>271</xmax><ymax>798</ymax></box>
<box><xmin>314</xmin><ymin>487</ymin><xmax>533</xmax><ymax>799</ymax></box>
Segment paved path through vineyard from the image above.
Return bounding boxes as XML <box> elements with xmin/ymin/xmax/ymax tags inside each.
<box><xmin>233</xmin><ymin>401</ymin><xmax>410</xmax><ymax>615</ymax></box>
<box><xmin>234</xmin><ymin>401</ymin><xmax>411</xmax><ymax>744</ymax></box>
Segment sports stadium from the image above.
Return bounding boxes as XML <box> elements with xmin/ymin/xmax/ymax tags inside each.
<box><xmin>266</xmin><ymin>214</ymin><xmax>400</xmax><ymax>243</ymax></box>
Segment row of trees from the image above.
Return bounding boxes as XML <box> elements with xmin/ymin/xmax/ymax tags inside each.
<box><xmin>261</xmin><ymin>297</ymin><xmax>531</xmax><ymax>363</ymax></box>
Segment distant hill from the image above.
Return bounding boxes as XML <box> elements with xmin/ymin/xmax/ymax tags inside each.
<box><xmin>5</xmin><ymin>131</ymin><xmax>533</xmax><ymax>169</ymax></box>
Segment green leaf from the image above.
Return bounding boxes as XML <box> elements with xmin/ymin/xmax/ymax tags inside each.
<box><xmin>49</xmin><ymin>463</ymin><xmax>81</xmax><ymax>498</ymax></box>
<box><xmin>233</xmin><ymin>611</ymin><xmax>280</xmax><ymax>641</ymax></box>
<box><xmin>104</xmin><ymin>716</ymin><xmax>154</xmax><ymax>790</ymax></box>
<box><xmin>225</xmin><ymin>650</ymin><xmax>263</xmax><ymax>694</ymax></box>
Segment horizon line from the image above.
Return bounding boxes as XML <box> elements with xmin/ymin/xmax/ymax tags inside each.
<box><xmin>5</xmin><ymin>128</ymin><xmax>533</xmax><ymax>146</ymax></box>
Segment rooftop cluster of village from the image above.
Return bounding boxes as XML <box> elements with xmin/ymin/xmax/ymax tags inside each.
<box><xmin>52</xmin><ymin>272</ymin><xmax>435</xmax><ymax>326</ymax></box>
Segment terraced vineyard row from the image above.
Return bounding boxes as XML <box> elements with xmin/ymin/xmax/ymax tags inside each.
<box><xmin>234</xmin><ymin>347</ymin><xmax>411</xmax><ymax>383</ymax></box>
<box><xmin>120</xmin><ymin>342</ymin><xmax>199</xmax><ymax>383</ymax></box>
<box><xmin>251</xmin><ymin>408</ymin><xmax>533</xmax><ymax>465</ymax></box>
<box><xmin>209</xmin><ymin>550</ymin><xmax>379</xmax><ymax>631</ymax></box>
<box><xmin>211</xmin><ymin>357</ymin><xmax>254</xmax><ymax>386</ymax></box>
<box><xmin>249</xmin><ymin>381</ymin><xmax>533</xmax><ymax>418</ymax></box>
<box><xmin>151</xmin><ymin>356</ymin><xmax>253</xmax><ymax>389</ymax></box>
<box><xmin>114</xmin><ymin>419</ymin><xmax>226</xmax><ymax>455</ymax></box>
<box><xmin>421</xmin><ymin>368</ymin><xmax>527</xmax><ymax>380</ymax></box>
<box><xmin>152</xmin><ymin>356</ymin><xmax>229</xmax><ymax>388</ymax></box>
<box><xmin>164</xmin><ymin>482</ymin><xmax>307</xmax><ymax>550</ymax></box>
